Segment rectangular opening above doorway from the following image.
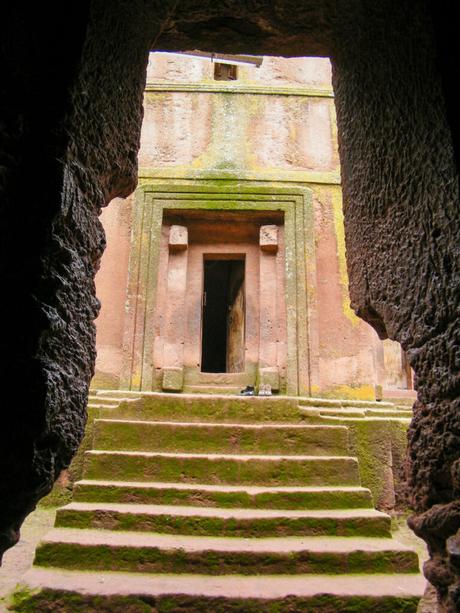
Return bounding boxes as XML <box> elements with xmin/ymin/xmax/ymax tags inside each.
<box><xmin>201</xmin><ymin>256</ymin><xmax>245</xmax><ymax>374</ymax></box>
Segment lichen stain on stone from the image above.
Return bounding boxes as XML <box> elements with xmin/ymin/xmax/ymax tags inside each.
<box><xmin>329</xmin><ymin>186</ymin><xmax>359</xmax><ymax>327</ymax></box>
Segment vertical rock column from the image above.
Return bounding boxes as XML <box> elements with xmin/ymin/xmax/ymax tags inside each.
<box><xmin>0</xmin><ymin>1</ymin><xmax>157</xmax><ymax>558</ymax></box>
<box><xmin>258</xmin><ymin>225</ymin><xmax>280</xmax><ymax>391</ymax></box>
<box><xmin>331</xmin><ymin>2</ymin><xmax>460</xmax><ymax>609</ymax></box>
<box><xmin>162</xmin><ymin>225</ymin><xmax>188</xmax><ymax>392</ymax></box>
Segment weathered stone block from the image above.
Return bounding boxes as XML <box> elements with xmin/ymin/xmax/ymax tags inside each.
<box><xmin>162</xmin><ymin>367</ymin><xmax>184</xmax><ymax>391</ymax></box>
<box><xmin>259</xmin><ymin>367</ymin><xmax>280</xmax><ymax>391</ymax></box>
<box><xmin>259</xmin><ymin>225</ymin><xmax>278</xmax><ymax>253</ymax></box>
<box><xmin>169</xmin><ymin>225</ymin><xmax>188</xmax><ymax>252</ymax></box>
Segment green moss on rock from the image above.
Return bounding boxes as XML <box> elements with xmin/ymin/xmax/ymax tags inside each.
<box><xmin>108</xmin><ymin>395</ymin><xmax>302</xmax><ymax>424</ymax></box>
<box><xmin>55</xmin><ymin>508</ymin><xmax>390</xmax><ymax>538</ymax></box>
<box><xmin>73</xmin><ymin>481</ymin><xmax>374</xmax><ymax>510</ymax></box>
<box><xmin>34</xmin><ymin>542</ymin><xmax>419</xmax><ymax>575</ymax></box>
<box><xmin>10</xmin><ymin>587</ymin><xmax>153</xmax><ymax>613</ymax></box>
<box><xmin>83</xmin><ymin>452</ymin><xmax>360</xmax><ymax>487</ymax></box>
<box><xmin>9</xmin><ymin>587</ymin><xmax>420</xmax><ymax>613</ymax></box>
<box><xmin>344</xmin><ymin>420</ymin><xmax>409</xmax><ymax>511</ymax></box>
<box><xmin>93</xmin><ymin>420</ymin><xmax>349</xmax><ymax>456</ymax></box>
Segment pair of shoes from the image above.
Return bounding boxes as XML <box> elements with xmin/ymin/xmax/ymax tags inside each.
<box><xmin>259</xmin><ymin>383</ymin><xmax>272</xmax><ymax>396</ymax></box>
<box><xmin>240</xmin><ymin>385</ymin><xmax>255</xmax><ymax>396</ymax></box>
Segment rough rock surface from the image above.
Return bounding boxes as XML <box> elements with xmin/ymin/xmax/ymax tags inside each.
<box><xmin>1</xmin><ymin>1</ymin><xmax>459</xmax><ymax>611</ymax></box>
<box><xmin>331</xmin><ymin>3</ymin><xmax>460</xmax><ymax>611</ymax></box>
<box><xmin>0</xmin><ymin>2</ymin><xmax>155</xmax><ymax>560</ymax></box>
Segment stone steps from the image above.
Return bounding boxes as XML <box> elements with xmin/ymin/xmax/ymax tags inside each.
<box><xmin>319</xmin><ymin>416</ymin><xmax>412</xmax><ymax>424</ymax></box>
<box><xmin>87</xmin><ymin>394</ymin><xmax>140</xmax><ymax>411</ymax></box>
<box><xmin>89</xmin><ymin>389</ymin><xmax>142</xmax><ymax>397</ymax></box>
<box><xmin>299</xmin><ymin>398</ymin><xmax>395</xmax><ymax>409</ymax></box>
<box><xmin>73</xmin><ymin>479</ymin><xmax>375</xmax><ymax>509</ymax></box>
<box><xmin>55</xmin><ymin>501</ymin><xmax>391</xmax><ymax>537</ymax></box>
<box><xmin>300</xmin><ymin>406</ymin><xmax>412</xmax><ymax>420</ymax></box>
<box><xmin>301</xmin><ymin>407</ymin><xmax>368</xmax><ymax>418</ymax></box>
<box><xmin>183</xmin><ymin>385</ymin><xmax>245</xmax><ymax>395</ymax></box>
<box><xmin>91</xmin><ymin>391</ymin><xmax>396</xmax><ymax>410</ymax></box>
<box><xmin>95</xmin><ymin>384</ymin><xmax>400</xmax><ymax>411</ymax></box>
<box><xmin>93</xmin><ymin>418</ymin><xmax>349</xmax><ymax>455</ymax></box>
<box><xmin>87</xmin><ymin>396</ymin><xmax>122</xmax><ymax>406</ymax></box>
<box><xmin>105</xmin><ymin>392</ymin><xmax>303</xmax><ymax>423</ymax></box>
<box><xmin>26</xmin><ymin>392</ymin><xmax>422</xmax><ymax>611</ymax></box>
<box><xmin>23</xmin><ymin>567</ymin><xmax>425</xmax><ymax>612</ymax></box>
<box><xmin>86</xmin><ymin>403</ymin><xmax>119</xmax><ymax>411</ymax></box>
<box><xmin>83</xmin><ymin>450</ymin><xmax>361</xmax><ymax>486</ymax></box>
<box><xmin>35</xmin><ymin>528</ymin><xmax>419</xmax><ymax>575</ymax></box>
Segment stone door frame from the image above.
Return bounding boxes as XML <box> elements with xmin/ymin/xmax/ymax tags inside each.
<box><xmin>120</xmin><ymin>181</ymin><xmax>317</xmax><ymax>396</ymax></box>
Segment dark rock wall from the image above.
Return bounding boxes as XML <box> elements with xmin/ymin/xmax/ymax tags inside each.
<box><xmin>1</xmin><ymin>1</ymin><xmax>460</xmax><ymax>610</ymax></box>
<box><xmin>330</xmin><ymin>3</ymin><xmax>460</xmax><ymax>611</ymax></box>
<box><xmin>0</xmin><ymin>1</ymin><xmax>159</xmax><ymax>559</ymax></box>
<box><xmin>0</xmin><ymin>4</ymin><xmax>89</xmax><ymax>559</ymax></box>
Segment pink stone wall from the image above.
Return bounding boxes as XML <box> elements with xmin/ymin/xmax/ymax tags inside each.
<box><xmin>93</xmin><ymin>197</ymin><xmax>132</xmax><ymax>388</ymax></box>
<box><xmin>312</xmin><ymin>189</ymin><xmax>384</xmax><ymax>397</ymax></box>
<box><xmin>140</xmin><ymin>55</ymin><xmax>338</xmax><ymax>175</ymax></box>
<box><xmin>251</xmin><ymin>97</ymin><xmax>338</xmax><ymax>171</ymax></box>
<box><xmin>146</xmin><ymin>54</ymin><xmax>332</xmax><ymax>89</ymax></box>
<box><xmin>140</xmin><ymin>93</ymin><xmax>212</xmax><ymax>167</ymax></box>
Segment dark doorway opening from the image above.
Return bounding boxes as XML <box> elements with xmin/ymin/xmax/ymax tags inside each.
<box><xmin>201</xmin><ymin>258</ymin><xmax>245</xmax><ymax>373</ymax></box>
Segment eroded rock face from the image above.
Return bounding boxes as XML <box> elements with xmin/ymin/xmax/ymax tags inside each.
<box><xmin>331</xmin><ymin>3</ymin><xmax>460</xmax><ymax>611</ymax></box>
<box><xmin>0</xmin><ymin>5</ymin><xmax>91</xmax><ymax>560</ymax></box>
<box><xmin>0</xmin><ymin>2</ymin><xmax>154</xmax><ymax>560</ymax></box>
<box><xmin>1</xmin><ymin>1</ymin><xmax>459</xmax><ymax>610</ymax></box>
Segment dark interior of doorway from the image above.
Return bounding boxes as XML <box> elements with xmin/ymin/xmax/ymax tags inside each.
<box><xmin>201</xmin><ymin>258</ymin><xmax>245</xmax><ymax>373</ymax></box>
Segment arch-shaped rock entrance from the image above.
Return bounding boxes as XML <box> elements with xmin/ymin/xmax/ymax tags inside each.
<box><xmin>2</xmin><ymin>2</ymin><xmax>459</xmax><ymax>610</ymax></box>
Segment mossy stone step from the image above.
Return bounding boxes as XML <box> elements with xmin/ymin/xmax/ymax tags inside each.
<box><xmin>301</xmin><ymin>407</ymin><xmax>367</xmax><ymax>419</ymax></box>
<box><xmin>365</xmin><ymin>409</ymin><xmax>412</xmax><ymax>418</ymax></box>
<box><xmin>299</xmin><ymin>398</ymin><xmax>395</xmax><ymax>409</ymax></box>
<box><xmin>93</xmin><ymin>419</ymin><xmax>349</xmax><ymax>455</ymax></box>
<box><xmin>34</xmin><ymin>529</ymin><xmax>420</xmax><ymax>575</ymax></box>
<box><xmin>55</xmin><ymin>502</ymin><xmax>391</xmax><ymax>537</ymax></box>
<box><xmin>21</xmin><ymin>567</ymin><xmax>425</xmax><ymax>613</ymax></box>
<box><xmin>93</xmin><ymin>391</ymin><xmax>395</xmax><ymax>409</ymax></box>
<box><xmin>311</xmin><ymin>416</ymin><xmax>412</xmax><ymax>426</ymax></box>
<box><xmin>87</xmin><ymin>403</ymin><xmax>119</xmax><ymax>411</ymax></box>
<box><xmin>87</xmin><ymin>396</ymin><xmax>122</xmax><ymax>407</ymax></box>
<box><xmin>83</xmin><ymin>450</ymin><xmax>361</xmax><ymax>487</ymax></box>
<box><xmin>26</xmin><ymin>391</ymin><xmax>421</xmax><ymax>610</ymax></box>
<box><xmin>183</xmin><ymin>385</ymin><xmax>244</xmax><ymax>395</ymax></box>
<box><xmin>107</xmin><ymin>393</ymin><xmax>303</xmax><ymax>423</ymax></box>
<box><xmin>73</xmin><ymin>480</ymin><xmax>375</xmax><ymax>510</ymax></box>
<box><xmin>300</xmin><ymin>407</ymin><xmax>411</xmax><ymax>420</ymax></box>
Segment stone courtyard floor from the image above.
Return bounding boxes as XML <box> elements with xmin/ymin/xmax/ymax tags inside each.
<box><xmin>0</xmin><ymin>506</ymin><xmax>436</xmax><ymax>612</ymax></box>
<box><xmin>0</xmin><ymin>507</ymin><xmax>56</xmax><ymax>612</ymax></box>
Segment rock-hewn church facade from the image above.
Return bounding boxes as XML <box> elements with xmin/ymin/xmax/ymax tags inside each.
<box><xmin>94</xmin><ymin>53</ymin><xmax>411</xmax><ymax>400</ymax></box>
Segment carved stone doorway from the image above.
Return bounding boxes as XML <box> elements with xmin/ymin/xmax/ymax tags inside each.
<box><xmin>121</xmin><ymin>183</ymin><xmax>315</xmax><ymax>396</ymax></box>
